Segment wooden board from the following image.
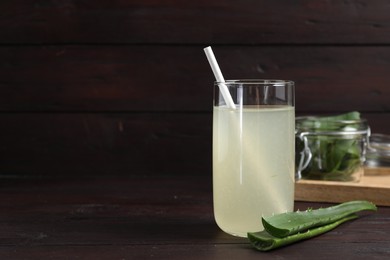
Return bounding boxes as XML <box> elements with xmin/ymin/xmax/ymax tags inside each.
<box><xmin>2</xmin><ymin>1</ymin><xmax>390</xmax><ymax>44</ymax></box>
<box><xmin>1</xmin><ymin>46</ymin><xmax>390</xmax><ymax>113</ymax></box>
<box><xmin>1</xmin><ymin>1</ymin><xmax>390</xmax><ymax>179</ymax></box>
<box><xmin>295</xmin><ymin>167</ymin><xmax>390</xmax><ymax>206</ymax></box>
<box><xmin>0</xmin><ymin>113</ymin><xmax>212</xmax><ymax>177</ymax></box>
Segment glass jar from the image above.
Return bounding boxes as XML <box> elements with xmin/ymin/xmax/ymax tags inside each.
<box><xmin>366</xmin><ymin>133</ymin><xmax>390</xmax><ymax>168</ymax></box>
<box><xmin>295</xmin><ymin>116</ymin><xmax>370</xmax><ymax>182</ymax></box>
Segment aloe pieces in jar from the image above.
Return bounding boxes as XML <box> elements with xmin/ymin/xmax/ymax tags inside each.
<box><xmin>296</xmin><ymin>111</ymin><xmax>369</xmax><ymax>181</ymax></box>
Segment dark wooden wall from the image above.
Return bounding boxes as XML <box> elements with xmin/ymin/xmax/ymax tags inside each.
<box><xmin>0</xmin><ymin>1</ymin><xmax>389</xmax><ymax>177</ymax></box>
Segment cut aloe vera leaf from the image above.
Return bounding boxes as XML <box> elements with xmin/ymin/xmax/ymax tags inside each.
<box><xmin>249</xmin><ymin>214</ymin><xmax>358</xmax><ymax>251</ymax></box>
<box><xmin>262</xmin><ymin>200</ymin><xmax>377</xmax><ymax>238</ymax></box>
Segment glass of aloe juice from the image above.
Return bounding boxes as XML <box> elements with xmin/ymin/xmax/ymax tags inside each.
<box><xmin>212</xmin><ymin>80</ymin><xmax>295</xmax><ymax>237</ymax></box>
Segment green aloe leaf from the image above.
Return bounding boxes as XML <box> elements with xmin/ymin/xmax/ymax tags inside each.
<box><xmin>262</xmin><ymin>200</ymin><xmax>377</xmax><ymax>238</ymax></box>
<box><xmin>248</xmin><ymin>214</ymin><xmax>358</xmax><ymax>251</ymax></box>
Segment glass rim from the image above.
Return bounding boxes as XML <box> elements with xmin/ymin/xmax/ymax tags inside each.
<box><xmin>215</xmin><ymin>79</ymin><xmax>294</xmax><ymax>85</ymax></box>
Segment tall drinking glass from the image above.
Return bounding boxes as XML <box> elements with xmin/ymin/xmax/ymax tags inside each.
<box><xmin>213</xmin><ymin>80</ymin><xmax>295</xmax><ymax>237</ymax></box>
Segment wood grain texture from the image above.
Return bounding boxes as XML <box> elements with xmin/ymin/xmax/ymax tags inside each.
<box><xmin>2</xmin><ymin>243</ymin><xmax>390</xmax><ymax>259</ymax></box>
<box><xmin>0</xmin><ymin>113</ymin><xmax>388</xmax><ymax>177</ymax></box>
<box><xmin>0</xmin><ymin>46</ymin><xmax>389</xmax><ymax>113</ymax></box>
<box><xmin>0</xmin><ymin>175</ymin><xmax>388</xmax><ymax>259</ymax></box>
<box><xmin>2</xmin><ymin>1</ymin><xmax>390</xmax><ymax>44</ymax></box>
<box><xmin>0</xmin><ymin>113</ymin><xmax>212</xmax><ymax>176</ymax></box>
<box><xmin>0</xmin><ymin>1</ymin><xmax>389</xmax><ymax>178</ymax></box>
<box><xmin>1</xmin><ymin>1</ymin><xmax>390</xmax><ymax>258</ymax></box>
<box><xmin>295</xmin><ymin>167</ymin><xmax>390</xmax><ymax>206</ymax></box>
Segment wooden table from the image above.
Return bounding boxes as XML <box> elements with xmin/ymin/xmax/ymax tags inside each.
<box><xmin>0</xmin><ymin>174</ymin><xmax>389</xmax><ymax>259</ymax></box>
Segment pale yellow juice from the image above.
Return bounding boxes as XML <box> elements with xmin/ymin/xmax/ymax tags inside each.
<box><xmin>213</xmin><ymin>105</ymin><xmax>295</xmax><ymax>237</ymax></box>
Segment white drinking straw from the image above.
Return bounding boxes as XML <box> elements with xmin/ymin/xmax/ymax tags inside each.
<box><xmin>203</xmin><ymin>46</ymin><xmax>236</xmax><ymax>109</ymax></box>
